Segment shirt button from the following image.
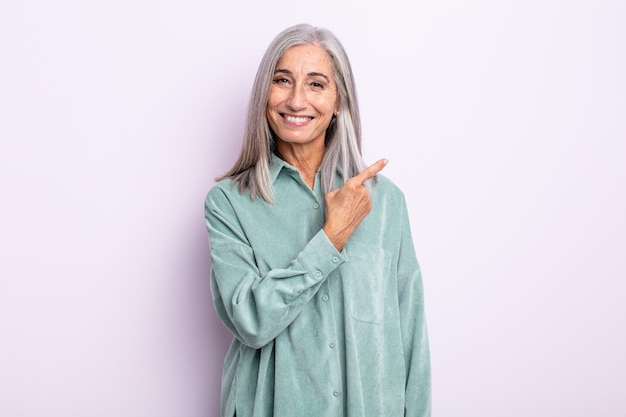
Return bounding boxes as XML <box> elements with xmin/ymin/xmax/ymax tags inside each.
<box><xmin>315</xmin><ymin>271</ymin><xmax>322</xmax><ymax>277</ymax></box>
<box><xmin>322</xmin><ymin>294</ymin><xmax>329</xmax><ymax>302</ymax></box>
<box><xmin>313</xmin><ymin>203</ymin><xmax>320</xmax><ymax>209</ymax></box>
<box><xmin>333</xmin><ymin>390</ymin><xmax>341</xmax><ymax>397</ymax></box>
<box><xmin>329</xmin><ymin>341</ymin><xmax>336</xmax><ymax>349</ymax></box>
<box><xmin>331</xmin><ymin>256</ymin><xmax>339</xmax><ymax>263</ymax></box>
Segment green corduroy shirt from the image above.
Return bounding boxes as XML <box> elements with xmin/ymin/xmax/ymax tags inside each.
<box><xmin>204</xmin><ymin>154</ymin><xmax>431</xmax><ymax>417</ymax></box>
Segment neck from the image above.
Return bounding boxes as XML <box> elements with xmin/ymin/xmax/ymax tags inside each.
<box><xmin>277</xmin><ymin>142</ymin><xmax>324</xmax><ymax>189</ymax></box>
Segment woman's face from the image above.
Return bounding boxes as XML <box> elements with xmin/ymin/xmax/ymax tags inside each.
<box><xmin>266</xmin><ymin>43</ymin><xmax>339</xmax><ymax>152</ymax></box>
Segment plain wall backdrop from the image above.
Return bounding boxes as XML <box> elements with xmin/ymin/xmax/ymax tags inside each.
<box><xmin>1</xmin><ymin>0</ymin><xmax>624</xmax><ymax>416</ymax></box>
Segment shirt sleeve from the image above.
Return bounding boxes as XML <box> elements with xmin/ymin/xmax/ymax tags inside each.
<box><xmin>396</xmin><ymin>195</ymin><xmax>432</xmax><ymax>417</ymax></box>
<box><xmin>205</xmin><ymin>186</ymin><xmax>347</xmax><ymax>349</ymax></box>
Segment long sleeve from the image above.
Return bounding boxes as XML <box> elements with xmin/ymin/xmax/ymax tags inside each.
<box><xmin>396</xmin><ymin>197</ymin><xmax>432</xmax><ymax>417</ymax></box>
<box><xmin>205</xmin><ymin>186</ymin><xmax>347</xmax><ymax>349</ymax></box>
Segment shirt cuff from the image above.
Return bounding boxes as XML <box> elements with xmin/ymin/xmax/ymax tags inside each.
<box><xmin>296</xmin><ymin>229</ymin><xmax>348</xmax><ymax>281</ymax></box>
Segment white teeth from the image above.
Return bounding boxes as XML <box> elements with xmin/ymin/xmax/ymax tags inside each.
<box><xmin>285</xmin><ymin>115</ymin><xmax>310</xmax><ymax>123</ymax></box>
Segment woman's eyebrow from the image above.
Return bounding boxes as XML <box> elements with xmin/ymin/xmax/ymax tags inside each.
<box><xmin>308</xmin><ymin>72</ymin><xmax>330</xmax><ymax>82</ymax></box>
<box><xmin>274</xmin><ymin>68</ymin><xmax>330</xmax><ymax>82</ymax></box>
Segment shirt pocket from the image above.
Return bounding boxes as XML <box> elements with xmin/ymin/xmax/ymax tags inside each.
<box><xmin>346</xmin><ymin>241</ymin><xmax>391</xmax><ymax>324</ymax></box>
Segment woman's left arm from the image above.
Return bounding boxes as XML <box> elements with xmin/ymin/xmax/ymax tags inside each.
<box><xmin>396</xmin><ymin>196</ymin><xmax>432</xmax><ymax>417</ymax></box>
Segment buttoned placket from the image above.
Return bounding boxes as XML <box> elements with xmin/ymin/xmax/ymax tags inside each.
<box><xmin>312</xmin><ymin>176</ymin><xmax>344</xmax><ymax>409</ymax></box>
<box><xmin>284</xmin><ymin>164</ymin><xmax>346</xmax><ymax>409</ymax></box>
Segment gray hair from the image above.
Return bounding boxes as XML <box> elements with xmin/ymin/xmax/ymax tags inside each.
<box><xmin>218</xmin><ymin>23</ymin><xmax>367</xmax><ymax>202</ymax></box>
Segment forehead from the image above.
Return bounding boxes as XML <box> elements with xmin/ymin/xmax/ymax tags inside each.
<box><xmin>276</xmin><ymin>44</ymin><xmax>334</xmax><ymax>75</ymax></box>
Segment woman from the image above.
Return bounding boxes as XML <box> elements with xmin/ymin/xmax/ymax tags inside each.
<box><xmin>205</xmin><ymin>23</ymin><xmax>430</xmax><ymax>417</ymax></box>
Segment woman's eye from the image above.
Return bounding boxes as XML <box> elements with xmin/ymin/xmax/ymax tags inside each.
<box><xmin>274</xmin><ymin>77</ymin><xmax>289</xmax><ymax>84</ymax></box>
<box><xmin>311</xmin><ymin>82</ymin><xmax>324</xmax><ymax>89</ymax></box>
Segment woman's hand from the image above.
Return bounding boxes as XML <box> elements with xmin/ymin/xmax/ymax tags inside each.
<box><xmin>323</xmin><ymin>159</ymin><xmax>388</xmax><ymax>251</ymax></box>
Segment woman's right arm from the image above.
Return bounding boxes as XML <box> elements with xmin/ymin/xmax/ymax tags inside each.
<box><xmin>205</xmin><ymin>187</ymin><xmax>346</xmax><ymax>349</ymax></box>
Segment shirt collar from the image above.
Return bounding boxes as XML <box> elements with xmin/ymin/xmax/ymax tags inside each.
<box><xmin>270</xmin><ymin>153</ymin><xmax>290</xmax><ymax>184</ymax></box>
<box><xmin>270</xmin><ymin>153</ymin><xmax>346</xmax><ymax>185</ymax></box>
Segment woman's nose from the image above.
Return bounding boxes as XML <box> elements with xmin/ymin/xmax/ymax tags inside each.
<box><xmin>286</xmin><ymin>84</ymin><xmax>306</xmax><ymax>111</ymax></box>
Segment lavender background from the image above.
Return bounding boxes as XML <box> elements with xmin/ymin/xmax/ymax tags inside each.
<box><xmin>1</xmin><ymin>0</ymin><xmax>624</xmax><ymax>416</ymax></box>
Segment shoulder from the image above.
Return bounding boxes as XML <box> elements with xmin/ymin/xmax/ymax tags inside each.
<box><xmin>372</xmin><ymin>174</ymin><xmax>402</xmax><ymax>192</ymax></box>
<box><xmin>206</xmin><ymin>178</ymin><xmax>232</xmax><ymax>200</ymax></box>
<box><xmin>205</xmin><ymin>178</ymin><xmax>271</xmax><ymax>214</ymax></box>
<box><xmin>206</xmin><ymin>178</ymin><xmax>236</xmax><ymax>197</ymax></box>
<box><xmin>371</xmin><ymin>174</ymin><xmax>406</xmax><ymax>204</ymax></box>
<box><xmin>205</xmin><ymin>179</ymin><xmax>245</xmax><ymax>209</ymax></box>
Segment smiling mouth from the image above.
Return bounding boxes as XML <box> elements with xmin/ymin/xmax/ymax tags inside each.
<box><xmin>283</xmin><ymin>114</ymin><xmax>313</xmax><ymax>124</ymax></box>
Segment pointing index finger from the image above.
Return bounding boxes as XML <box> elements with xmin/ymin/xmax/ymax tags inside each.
<box><xmin>353</xmin><ymin>158</ymin><xmax>388</xmax><ymax>184</ymax></box>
